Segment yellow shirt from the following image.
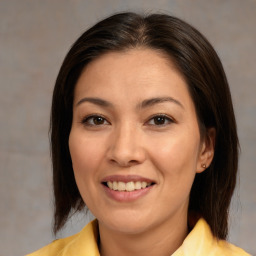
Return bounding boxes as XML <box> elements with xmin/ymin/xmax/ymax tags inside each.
<box><xmin>27</xmin><ymin>218</ymin><xmax>251</xmax><ymax>256</ymax></box>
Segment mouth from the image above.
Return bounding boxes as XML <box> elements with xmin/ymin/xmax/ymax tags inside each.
<box><xmin>102</xmin><ymin>181</ymin><xmax>154</xmax><ymax>192</ymax></box>
<box><xmin>101</xmin><ymin>175</ymin><xmax>156</xmax><ymax>202</ymax></box>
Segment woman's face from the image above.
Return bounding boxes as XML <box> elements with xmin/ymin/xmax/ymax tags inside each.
<box><xmin>69</xmin><ymin>49</ymin><xmax>213</xmax><ymax>234</ymax></box>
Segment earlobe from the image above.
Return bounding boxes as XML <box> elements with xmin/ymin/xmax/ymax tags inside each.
<box><xmin>201</xmin><ymin>164</ymin><xmax>206</xmax><ymax>169</ymax></box>
<box><xmin>196</xmin><ymin>127</ymin><xmax>216</xmax><ymax>173</ymax></box>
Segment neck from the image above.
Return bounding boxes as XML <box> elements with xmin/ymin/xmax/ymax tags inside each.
<box><xmin>98</xmin><ymin>213</ymin><xmax>188</xmax><ymax>256</ymax></box>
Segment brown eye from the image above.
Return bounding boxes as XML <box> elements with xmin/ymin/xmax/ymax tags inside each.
<box><xmin>82</xmin><ymin>115</ymin><xmax>109</xmax><ymax>126</ymax></box>
<box><xmin>93</xmin><ymin>116</ymin><xmax>105</xmax><ymax>125</ymax></box>
<box><xmin>147</xmin><ymin>115</ymin><xmax>173</xmax><ymax>126</ymax></box>
<box><xmin>154</xmin><ymin>116</ymin><xmax>166</xmax><ymax>125</ymax></box>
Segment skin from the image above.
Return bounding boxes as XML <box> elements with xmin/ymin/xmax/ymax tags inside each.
<box><xmin>69</xmin><ymin>48</ymin><xmax>215</xmax><ymax>256</ymax></box>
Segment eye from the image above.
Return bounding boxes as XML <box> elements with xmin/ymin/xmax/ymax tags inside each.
<box><xmin>147</xmin><ymin>114</ymin><xmax>174</xmax><ymax>126</ymax></box>
<box><xmin>81</xmin><ymin>115</ymin><xmax>110</xmax><ymax>126</ymax></box>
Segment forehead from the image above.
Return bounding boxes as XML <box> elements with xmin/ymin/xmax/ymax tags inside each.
<box><xmin>74</xmin><ymin>49</ymin><xmax>192</xmax><ymax>109</ymax></box>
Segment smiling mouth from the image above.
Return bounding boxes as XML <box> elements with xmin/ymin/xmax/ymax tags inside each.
<box><xmin>103</xmin><ymin>181</ymin><xmax>154</xmax><ymax>192</ymax></box>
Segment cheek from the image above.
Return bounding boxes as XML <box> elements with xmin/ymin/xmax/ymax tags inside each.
<box><xmin>151</xmin><ymin>136</ymin><xmax>199</xmax><ymax>167</ymax></box>
<box><xmin>148</xmin><ymin>130</ymin><xmax>200</xmax><ymax>186</ymax></box>
<box><xmin>149</xmin><ymin>137</ymin><xmax>199</xmax><ymax>212</ymax></box>
<box><xmin>68</xmin><ymin>130</ymin><xmax>109</xmax><ymax>210</ymax></box>
<box><xmin>68</xmin><ymin>131</ymin><xmax>105</xmax><ymax>186</ymax></box>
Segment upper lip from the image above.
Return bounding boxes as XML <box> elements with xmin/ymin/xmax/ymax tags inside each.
<box><xmin>101</xmin><ymin>175</ymin><xmax>155</xmax><ymax>184</ymax></box>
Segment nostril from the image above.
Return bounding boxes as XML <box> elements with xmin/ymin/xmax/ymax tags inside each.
<box><xmin>109</xmin><ymin>158</ymin><xmax>139</xmax><ymax>167</ymax></box>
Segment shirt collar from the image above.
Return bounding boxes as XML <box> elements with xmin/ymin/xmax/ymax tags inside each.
<box><xmin>65</xmin><ymin>218</ymin><xmax>249</xmax><ymax>256</ymax></box>
<box><xmin>67</xmin><ymin>218</ymin><xmax>212</xmax><ymax>256</ymax></box>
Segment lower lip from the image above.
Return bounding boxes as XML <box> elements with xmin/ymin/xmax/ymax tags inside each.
<box><xmin>102</xmin><ymin>184</ymin><xmax>154</xmax><ymax>202</ymax></box>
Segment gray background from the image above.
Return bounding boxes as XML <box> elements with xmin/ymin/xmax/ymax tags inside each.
<box><xmin>0</xmin><ymin>1</ymin><xmax>255</xmax><ymax>255</ymax></box>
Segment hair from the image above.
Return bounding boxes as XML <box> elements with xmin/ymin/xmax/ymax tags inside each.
<box><xmin>50</xmin><ymin>12</ymin><xmax>238</xmax><ymax>239</ymax></box>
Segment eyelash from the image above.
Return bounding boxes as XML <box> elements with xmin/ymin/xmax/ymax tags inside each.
<box><xmin>81</xmin><ymin>114</ymin><xmax>110</xmax><ymax>126</ymax></box>
<box><xmin>81</xmin><ymin>114</ymin><xmax>175</xmax><ymax>127</ymax></box>
<box><xmin>146</xmin><ymin>114</ymin><xmax>174</xmax><ymax>126</ymax></box>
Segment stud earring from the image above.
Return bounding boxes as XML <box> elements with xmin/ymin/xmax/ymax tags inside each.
<box><xmin>201</xmin><ymin>164</ymin><xmax>206</xmax><ymax>168</ymax></box>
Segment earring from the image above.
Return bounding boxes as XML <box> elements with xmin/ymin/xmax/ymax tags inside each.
<box><xmin>201</xmin><ymin>164</ymin><xmax>206</xmax><ymax>168</ymax></box>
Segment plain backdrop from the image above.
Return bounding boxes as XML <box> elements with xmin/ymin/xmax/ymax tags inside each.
<box><xmin>0</xmin><ymin>1</ymin><xmax>255</xmax><ymax>255</ymax></box>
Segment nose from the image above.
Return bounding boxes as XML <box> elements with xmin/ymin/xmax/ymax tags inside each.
<box><xmin>107</xmin><ymin>123</ymin><xmax>146</xmax><ymax>167</ymax></box>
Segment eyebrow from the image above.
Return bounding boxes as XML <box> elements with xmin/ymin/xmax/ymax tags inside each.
<box><xmin>76</xmin><ymin>97</ymin><xmax>113</xmax><ymax>107</ymax></box>
<box><xmin>76</xmin><ymin>96</ymin><xmax>184</xmax><ymax>109</ymax></box>
<box><xmin>139</xmin><ymin>97</ymin><xmax>184</xmax><ymax>109</ymax></box>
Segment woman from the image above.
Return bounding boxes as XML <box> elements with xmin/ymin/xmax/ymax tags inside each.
<box><xmin>27</xmin><ymin>12</ymin><xmax>250</xmax><ymax>256</ymax></box>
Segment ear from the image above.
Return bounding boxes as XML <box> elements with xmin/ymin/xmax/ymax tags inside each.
<box><xmin>196</xmin><ymin>127</ymin><xmax>216</xmax><ymax>173</ymax></box>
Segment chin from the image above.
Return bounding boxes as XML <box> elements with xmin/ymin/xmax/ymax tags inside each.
<box><xmin>110</xmin><ymin>221</ymin><xmax>149</xmax><ymax>234</ymax></box>
<box><xmin>99</xmin><ymin>211</ymin><xmax>152</xmax><ymax>234</ymax></box>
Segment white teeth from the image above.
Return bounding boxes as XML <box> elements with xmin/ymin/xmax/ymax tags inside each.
<box><xmin>107</xmin><ymin>181</ymin><xmax>113</xmax><ymax>189</ymax></box>
<box><xmin>135</xmin><ymin>181</ymin><xmax>142</xmax><ymax>190</ymax></box>
<box><xmin>117</xmin><ymin>182</ymin><xmax>126</xmax><ymax>191</ymax></box>
<box><xmin>106</xmin><ymin>181</ymin><xmax>152</xmax><ymax>191</ymax></box>
<box><xmin>113</xmin><ymin>181</ymin><xmax>118</xmax><ymax>190</ymax></box>
<box><xmin>126</xmin><ymin>181</ymin><xmax>135</xmax><ymax>191</ymax></box>
<box><xmin>141</xmin><ymin>181</ymin><xmax>147</xmax><ymax>189</ymax></box>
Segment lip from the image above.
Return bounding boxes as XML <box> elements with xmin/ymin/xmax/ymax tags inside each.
<box><xmin>102</xmin><ymin>184</ymin><xmax>154</xmax><ymax>202</ymax></box>
<box><xmin>101</xmin><ymin>175</ymin><xmax>156</xmax><ymax>202</ymax></box>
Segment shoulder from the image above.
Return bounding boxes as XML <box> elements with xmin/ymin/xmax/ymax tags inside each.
<box><xmin>179</xmin><ymin>218</ymin><xmax>251</xmax><ymax>256</ymax></box>
<box><xmin>214</xmin><ymin>239</ymin><xmax>251</xmax><ymax>256</ymax></box>
<box><xmin>26</xmin><ymin>219</ymin><xmax>100</xmax><ymax>256</ymax></box>
<box><xmin>26</xmin><ymin>233</ymin><xmax>79</xmax><ymax>256</ymax></box>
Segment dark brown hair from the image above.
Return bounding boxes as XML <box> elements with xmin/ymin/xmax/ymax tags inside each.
<box><xmin>50</xmin><ymin>12</ymin><xmax>238</xmax><ymax>239</ymax></box>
